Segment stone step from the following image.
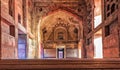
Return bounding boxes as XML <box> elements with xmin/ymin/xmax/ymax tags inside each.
<box><xmin>0</xmin><ymin>59</ymin><xmax>120</xmax><ymax>70</ymax></box>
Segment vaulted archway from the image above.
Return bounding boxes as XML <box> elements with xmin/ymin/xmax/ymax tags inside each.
<box><xmin>1</xmin><ymin>0</ymin><xmax>120</xmax><ymax>69</ymax></box>
<box><xmin>37</xmin><ymin>9</ymin><xmax>84</xmax><ymax>59</ymax></box>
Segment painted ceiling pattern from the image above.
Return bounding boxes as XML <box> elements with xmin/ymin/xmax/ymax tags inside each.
<box><xmin>33</xmin><ymin>0</ymin><xmax>88</xmax><ymax>18</ymax></box>
<box><xmin>40</xmin><ymin>10</ymin><xmax>82</xmax><ymax>44</ymax></box>
<box><xmin>31</xmin><ymin>0</ymin><xmax>93</xmax><ymax>45</ymax></box>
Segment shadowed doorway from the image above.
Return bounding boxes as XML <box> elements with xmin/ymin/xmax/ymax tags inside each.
<box><xmin>57</xmin><ymin>48</ymin><xmax>64</xmax><ymax>58</ymax></box>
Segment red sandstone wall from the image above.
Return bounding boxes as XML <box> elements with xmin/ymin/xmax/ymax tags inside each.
<box><xmin>1</xmin><ymin>22</ymin><xmax>16</xmax><ymax>59</ymax></box>
<box><xmin>14</xmin><ymin>0</ymin><xmax>23</xmax><ymax>25</ymax></box>
<box><xmin>86</xmin><ymin>44</ymin><xmax>94</xmax><ymax>58</ymax></box>
<box><xmin>103</xmin><ymin>20</ymin><xmax>119</xmax><ymax>58</ymax></box>
<box><xmin>1</xmin><ymin>0</ymin><xmax>16</xmax><ymax>59</ymax></box>
<box><xmin>1</xmin><ymin>0</ymin><xmax>25</xmax><ymax>59</ymax></box>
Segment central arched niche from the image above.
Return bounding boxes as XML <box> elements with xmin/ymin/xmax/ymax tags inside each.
<box><xmin>54</xmin><ymin>27</ymin><xmax>67</xmax><ymax>41</ymax></box>
<box><xmin>39</xmin><ymin>9</ymin><xmax>83</xmax><ymax>58</ymax></box>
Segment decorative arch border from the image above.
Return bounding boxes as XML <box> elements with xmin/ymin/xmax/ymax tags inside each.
<box><xmin>41</xmin><ymin>8</ymin><xmax>83</xmax><ymax>23</ymax></box>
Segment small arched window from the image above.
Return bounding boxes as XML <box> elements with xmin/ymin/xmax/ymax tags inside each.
<box><xmin>74</xmin><ymin>28</ymin><xmax>78</xmax><ymax>34</ymax></box>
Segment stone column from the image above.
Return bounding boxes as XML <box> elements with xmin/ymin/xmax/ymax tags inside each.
<box><xmin>78</xmin><ymin>39</ymin><xmax>84</xmax><ymax>58</ymax></box>
<box><xmin>118</xmin><ymin>0</ymin><xmax>120</xmax><ymax>57</ymax></box>
<box><xmin>0</xmin><ymin>0</ymin><xmax>1</xmax><ymax>59</ymax></box>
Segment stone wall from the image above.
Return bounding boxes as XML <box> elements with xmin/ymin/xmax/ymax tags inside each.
<box><xmin>103</xmin><ymin>18</ymin><xmax>119</xmax><ymax>58</ymax></box>
<box><xmin>0</xmin><ymin>0</ymin><xmax>34</xmax><ymax>59</ymax></box>
<box><xmin>85</xmin><ymin>0</ymin><xmax>120</xmax><ymax>58</ymax></box>
<box><xmin>1</xmin><ymin>0</ymin><xmax>16</xmax><ymax>59</ymax></box>
<box><xmin>1</xmin><ymin>21</ymin><xmax>16</xmax><ymax>59</ymax></box>
<box><xmin>86</xmin><ymin>44</ymin><xmax>94</xmax><ymax>58</ymax></box>
<box><xmin>102</xmin><ymin>0</ymin><xmax>119</xmax><ymax>58</ymax></box>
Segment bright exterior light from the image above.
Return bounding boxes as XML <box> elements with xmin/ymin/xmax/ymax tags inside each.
<box><xmin>94</xmin><ymin>15</ymin><xmax>102</xmax><ymax>28</ymax></box>
<box><xmin>94</xmin><ymin>0</ymin><xmax>102</xmax><ymax>28</ymax></box>
<box><xmin>94</xmin><ymin>37</ymin><xmax>103</xmax><ymax>58</ymax></box>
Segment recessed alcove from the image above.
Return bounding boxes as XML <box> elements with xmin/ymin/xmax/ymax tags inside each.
<box><xmin>0</xmin><ymin>0</ymin><xmax>120</xmax><ymax>69</ymax></box>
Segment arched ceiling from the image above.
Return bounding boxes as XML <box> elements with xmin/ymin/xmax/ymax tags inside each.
<box><xmin>32</xmin><ymin>0</ymin><xmax>93</xmax><ymax>38</ymax></box>
<box><xmin>40</xmin><ymin>9</ymin><xmax>82</xmax><ymax>30</ymax></box>
<box><xmin>33</xmin><ymin>0</ymin><xmax>88</xmax><ymax>19</ymax></box>
<box><xmin>40</xmin><ymin>9</ymin><xmax>83</xmax><ymax>42</ymax></box>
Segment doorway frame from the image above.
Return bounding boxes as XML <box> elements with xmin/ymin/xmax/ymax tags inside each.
<box><xmin>57</xmin><ymin>48</ymin><xmax>64</xmax><ymax>58</ymax></box>
<box><xmin>56</xmin><ymin>45</ymin><xmax>66</xmax><ymax>58</ymax></box>
<box><xmin>18</xmin><ymin>29</ymin><xmax>27</xmax><ymax>59</ymax></box>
